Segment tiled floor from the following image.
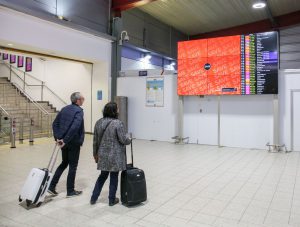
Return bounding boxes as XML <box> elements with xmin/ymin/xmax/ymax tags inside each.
<box><xmin>0</xmin><ymin>136</ymin><xmax>300</xmax><ymax>227</ymax></box>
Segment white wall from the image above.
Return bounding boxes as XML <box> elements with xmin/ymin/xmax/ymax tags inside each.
<box><xmin>279</xmin><ymin>69</ymin><xmax>300</xmax><ymax>151</ymax></box>
<box><xmin>121</xmin><ymin>57</ymin><xmax>162</xmax><ymax>71</ymax></box>
<box><xmin>0</xmin><ymin>7</ymin><xmax>112</xmax><ymax>133</ymax></box>
<box><xmin>1</xmin><ymin>54</ymin><xmax>93</xmax><ymax>131</ymax></box>
<box><xmin>117</xmin><ymin>74</ymin><xmax>178</xmax><ymax>141</ymax></box>
<box><xmin>183</xmin><ymin>95</ymin><xmax>273</xmax><ymax>149</ymax></box>
<box><xmin>0</xmin><ymin>7</ymin><xmax>111</xmax><ymax>63</ymax></box>
<box><xmin>220</xmin><ymin>95</ymin><xmax>273</xmax><ymax>149</ymax></box>
<box><xmin>183</xmin><ymin>96</ymin><xmax>218</xmax><ymax>145</ymax></box>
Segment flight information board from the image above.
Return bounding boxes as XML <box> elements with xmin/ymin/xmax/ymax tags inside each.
<box><xmin>241</xmin><ymin>32</ymin><xmax>278</xmax><ymax>94</ymax></box>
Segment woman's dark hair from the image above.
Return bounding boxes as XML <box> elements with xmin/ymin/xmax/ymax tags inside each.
<box><xmin>103</xmin><ymin>102</ymin><xmax>118</xmax><ymax>119</ymax></box>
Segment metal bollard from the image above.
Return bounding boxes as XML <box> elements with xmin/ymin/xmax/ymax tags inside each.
<box><xmin>47</xmin><ymin>115</ymin><xmax>51</xmax><ymax>138</ymax></box>
<box><xmin>10</xmin><ymin>118</ymin><xmax>16</xmax><ymax>148</ymax></box>
<box><xmin>29</xmin><ymin>118</ymin><xmax>34</xmax><ymax>145</ymax></box>
<box><xmin>19</xmin><ymin>118</ymin><xmax>24</xmax><ymax>144</ymax></box>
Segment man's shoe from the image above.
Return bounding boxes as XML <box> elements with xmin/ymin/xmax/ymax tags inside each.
<box><xmin>109</xmin><ymin>197</ymin><xmax>119</xmax><ymax>206</ymax></box>
<box><xmin>48</xmin><ymin>188</ymin><xmax>58</xmax><ymax>196</ymax></box>
<box><xmin>66</xmin><ymin>190</ymin><xmax>82</xmax><ymax>198</ymax></box>
<box><xmin>90</xmin><ymin>199</ymin><xmax>96</xmax><ymax>205</ymax></box>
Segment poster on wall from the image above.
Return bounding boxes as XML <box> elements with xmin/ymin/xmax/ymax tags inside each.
<box><xmin>146</xmin><ymin>77</ymin><xmax>164</xmax><ymax>107</ymax></box>
<box><xmin>10</xmin><ymin>55</ymin><xmax>16</xmax><ymax>64</ymax></box>
<box><xmin>25</xmin><ymin>57</ymin><xmax>32</xmax><ymax>72</ymax></box>
<box><xmin>3</xmin><ymin>53</ymin><xmax>8</xmax><ymax>60</ymax></box>
<box><xmin>17</xmin><ymin>56</ymin><xmax>24</xmax><ymax>67</ymax></box>
<box><xmin>97</xmin><ymin>90</ymin><xmax>102</xmax><ymax>100</ymax></box>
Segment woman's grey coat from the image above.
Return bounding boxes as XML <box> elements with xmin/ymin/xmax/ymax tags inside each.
<box><xmin>93</xmin><ymin>118</ymin><xmax>131</xmax><ymax>172</ymax></box>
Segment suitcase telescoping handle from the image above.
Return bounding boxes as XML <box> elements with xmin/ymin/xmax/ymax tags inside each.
<box><xmin>130</xmin><ymin>138</ymin><xmax>134</xmax><ymax>166</ymax></box>
<box><xmin>47</xmin><ymin>144</ymin><xmax>61</xmax><ymax>172</ymax></box>
<box><xmin>125</xmin><ymin>134</ymin><xmax>134</xmax><ymax>167</ymax></box>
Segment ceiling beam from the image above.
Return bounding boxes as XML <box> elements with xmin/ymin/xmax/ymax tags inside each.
<box><xmin>112</xmin><ymin>0</ymin><xmax>158</xmax><ymax>11</ymax></box>
<box><xmin>265</xmin><ymin>0</ymin><xmax>278</xmax><ymax>27</ymax></box>
<box><xmin>191</xmin><ymin>10</ymin><xmax>300</xmax><ymax>39</ymax></box>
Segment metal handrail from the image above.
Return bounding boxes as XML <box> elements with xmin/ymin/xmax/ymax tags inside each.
<box><xmin>0</xmin><ymin>105</ymin><xmax>11</xmax><ymax>117</ymax></box>
<box><xmin>1</xmin><ymin>60</ymin><xmax>67</xmax><ymax>106</ymax></box>
<box><xmin>0</xmin><ymin>60</ymin><xmax>43</xmax><ymax>84</ymax></box>
<box><xmin>44</xmin><ymin>84</ymin><xmax>68</xmax><ymax>105</ymax></box>
<box><xmin>12</xmin><ymin>82</ymin><xmax>49</xmax><ymax>115</ymax></box>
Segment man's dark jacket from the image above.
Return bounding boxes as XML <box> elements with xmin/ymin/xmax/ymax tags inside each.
<box><xmin>53</xmin><ymin>104</ymin><xmax>85</xmax><ymax>145</ymax></box>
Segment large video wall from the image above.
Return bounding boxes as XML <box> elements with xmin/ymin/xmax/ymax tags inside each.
<box><xmin>177</xmin><ymin>31</ymin><xmax>278</xmax><ymax>95</ymax></box>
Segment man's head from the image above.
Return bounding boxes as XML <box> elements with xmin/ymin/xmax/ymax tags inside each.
<box><xmin>71</xmin><ymin>92</ymin><xmax>85</xmax><ymax>106</ymax></box>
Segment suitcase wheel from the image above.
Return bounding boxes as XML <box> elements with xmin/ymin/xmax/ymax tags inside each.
<box><xmin>18</xmin><ymin>196</ymin><xmax>22</xmax><ymax>202</ymax></box>
<box><xmin>36</xmin><ymin>202</ymin><xmax>42</xmax><ymax>207</ymax></box>
<box><xmin>26</xmin><ymin>199</ymin><xmax>32</xmax><ymax>207</ymax></box>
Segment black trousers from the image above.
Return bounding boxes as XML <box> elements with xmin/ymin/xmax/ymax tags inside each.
<box><xmin>49</xmin><ymin>143</ymin><xmax>80</xmax><ymax>193</ymax></box>
<box><xmin>91</xmin><ymin>171</ymin><xmax>119</xmax><ymax>203</ymax></box>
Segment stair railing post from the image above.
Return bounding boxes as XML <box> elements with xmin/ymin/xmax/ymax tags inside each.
<box><xmin>1</xmin><ymin>84</ymin><xmax>4</xmax><ymax>104</ymax></box>
<box><xmin>10</xmin><ymin>117</ymin><xmax>16</xmax><ymax>148</ymax></box>
<box><xmin>41</xmin><ymin>81</ymin><xmax>44</xmax><ymax>101</ymax></box>
<box><xmin>15</xmin><ymin>87</ymin><xmax>17</xmax><ymax>106</ymax></box>
<box><xmin>47</xmin><ymin>114</ymin><xmax>51</xmax><ymax>137</ymax></box>
<box><xmin>19</xmin><ymin>118</ymin><xmax>24</xmax><ymax>144</ymax></box>
<box><xmin>9</xmin><ymin>65</ymin><xmax>12</xmax><ymax>81</ymax></box>
<box><xmin>29</xmin><ymin>118</ymin><xmax>34</xmax><ymax>145</ymax></box>
<box><xmin>23</xmin><ymin>72</ymin><xmax>26</xmax><ymax>91</ymax></box>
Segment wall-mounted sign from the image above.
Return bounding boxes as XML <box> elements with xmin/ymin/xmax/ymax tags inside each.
<box><xmin>146</xmin><ymin>77</ymin><xmax>164</xmax><ymax>107</ymax></box>
<box><xmin>25</xmin><ymin>57</ymin><xmax>32</xmax><ymax>72</ymax></box>
<box><xmin>10</xmin><ymin>55</ymin><xmax>16</xmax><ymax>64</ymax></box>
<box><xmin>97</xmin><ymin>90</ymin><xmax>102</xmax><ymax>100</ymax></box>
<box><xmin>139</xmin><ymin>70</ymin><xmax>148</xmax><ymax>76</ymax></box>
<box><xmin>17</xmin><ymin>56</ymin><xmax>24</xmax><ymax>68</ymax></box>
<box><xmin>3</xmin><ymin>53</ymin><xmax>8</xmax><ymax>60</ymax></box>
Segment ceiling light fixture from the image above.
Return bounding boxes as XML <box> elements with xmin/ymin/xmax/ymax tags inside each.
<box><xmin>7</xmin><ymin>43</ymin><xmax>13</xmax><ymax>46</ymax></box>
<box><xmin>145</xmin><ymin>54</ymin><xmax>151</xmax><ymax>60</ymax></box>
<box><xmin>252</xmin><ymin>0</ymin><xmax>266</xmax><ymax>9</ymax></box>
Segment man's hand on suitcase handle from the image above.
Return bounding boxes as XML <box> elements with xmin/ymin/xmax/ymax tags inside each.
<box><xmin>56</xmin><ymin>139</ymin><xmax>65</xmax><ymax>148</ymax></box>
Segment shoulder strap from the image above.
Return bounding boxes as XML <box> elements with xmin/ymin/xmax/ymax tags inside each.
<box><xmin>100</xmin><ymin>120</ymin><xmax>113</xmax><ymax>144</ymax></box>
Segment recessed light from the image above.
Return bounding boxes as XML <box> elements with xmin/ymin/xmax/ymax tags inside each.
<box><xmin>252</xmin><ymin>2</ymin><xmax>266</xmax><ymax>9</ymax></box>
<box><xmin>145</xmin><ymin>54</ymin><xmax>151</xmax><ymax>59</ymax></box>
<box><xmin>7</xmin><ymin>43</ymin><xmax>13</xmax><ymax>46</ymax></box>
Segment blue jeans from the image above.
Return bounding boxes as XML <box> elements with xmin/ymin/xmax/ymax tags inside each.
<box><xmin>91</xmin><ymin>171</ymin><xmax>119</xmax><ymax>203</ymax></box>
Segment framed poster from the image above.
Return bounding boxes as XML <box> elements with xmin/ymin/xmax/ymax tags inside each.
<box><xmin>97</xmin><ymin>90</ymin><xmax>102</xmax><ymax>100</ymax></box>
<box><xmin>25</xmin><ymin>57</ymin><xmax>32</xmax><ymax>72</ymax></box>
<box><xmin>3</xmin><ymin>53</ymin><xmax>8</xmax><ymax>60</ymax></box>
<box><xmin>10</xmin><ymin>54</ymin><xmax>16</xmax><ymax>64</ymax></box>
<box><xmin>17</xmin><ymin>56</ymin><xmax>24</xmax><ymax>67</ymax></box>
<box><xmin>146</xmin><ymin>77</ymin><xmax>164</xmax><ymax>107</ymax></box>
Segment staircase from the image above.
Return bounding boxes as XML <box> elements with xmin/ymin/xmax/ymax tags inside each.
<box><xmin>0</xmin><ymin>77</ymin><xmax>57</xmax><ymax>144</ymax></box>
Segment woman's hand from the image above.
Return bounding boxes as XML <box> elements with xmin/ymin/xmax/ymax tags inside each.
<box><xmin>93</xmin><ymin>155</ymin><xmax>98</xmax><ymax>163</ymax></box>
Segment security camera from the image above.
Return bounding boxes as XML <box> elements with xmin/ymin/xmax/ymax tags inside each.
<box><xmin>119</xmin><ymin>31</ymin><xmax>129</xmax><ymax>45</ymax></box>
<box><xmin>123</xmin><ymin>34</ymin><xmax>129</xmax><ymax>42</ymax></box>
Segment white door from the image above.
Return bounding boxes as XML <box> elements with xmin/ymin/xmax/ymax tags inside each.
<box><xmin>293</xmin><ymin>91</ymin><xmax>300</xmax><ymax>151</ymax></box>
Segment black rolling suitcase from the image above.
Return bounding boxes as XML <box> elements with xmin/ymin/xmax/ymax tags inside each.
<box><xmin>121</xmin><ymin>139</ymin><xmax>147</xmax><ymax>206</ymax></box>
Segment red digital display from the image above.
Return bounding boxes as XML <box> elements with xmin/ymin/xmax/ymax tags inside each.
<box><xmin>178</xmin><ymin>35</ymin><xmax>241</xmax><ymax>95</ymax></box>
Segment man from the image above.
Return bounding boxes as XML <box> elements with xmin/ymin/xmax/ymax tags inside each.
<box><xmin>48</xmin><ymin>92</ymin><xmax>85</xmax><ymax>197</ymax></box>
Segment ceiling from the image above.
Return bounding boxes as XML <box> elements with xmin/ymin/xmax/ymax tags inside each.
<box><xmin>137</xmin><ymin>0</ymin><xmax>300</xmax><ymax>35</ymax></box>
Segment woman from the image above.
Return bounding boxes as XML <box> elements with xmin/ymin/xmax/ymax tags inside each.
<box><xmin>91</xmin><ymin>102</ymin><xmax>131</xmax><ymax>206</ymax></box>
